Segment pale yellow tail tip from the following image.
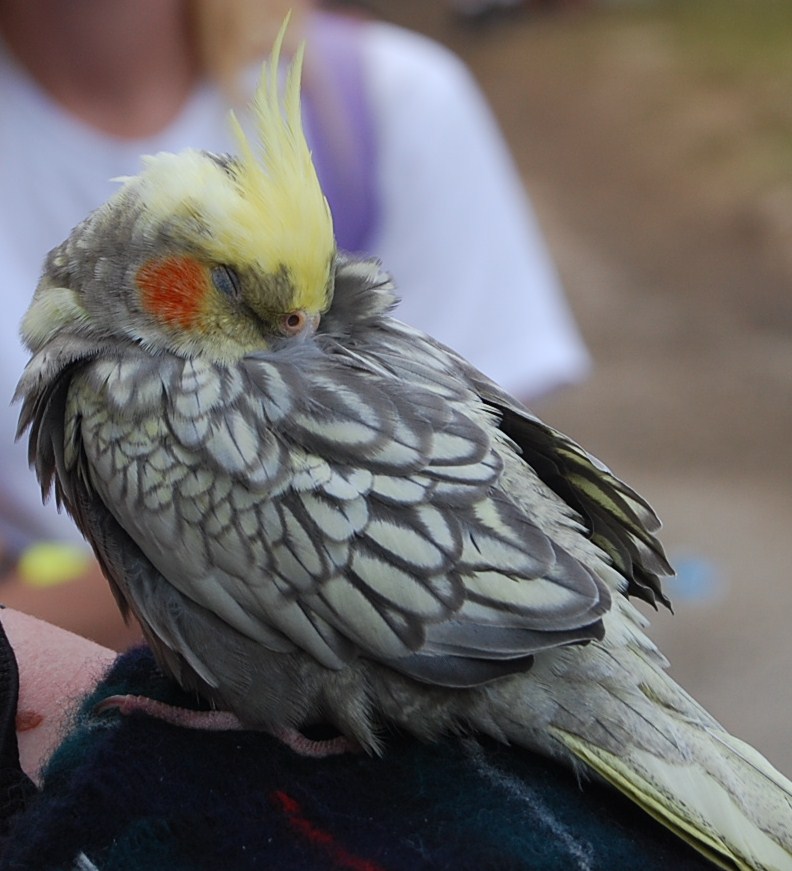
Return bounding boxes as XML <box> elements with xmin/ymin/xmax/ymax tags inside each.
<box><xmin>554</xmin><ymin>730</ymin><xmax>792</xmax><ymax>871</ymax></box>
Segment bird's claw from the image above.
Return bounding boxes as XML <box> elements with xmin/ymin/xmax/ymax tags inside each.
<box><xmin>95</xmin><ymin>694</ymin><xmax>360</xmax><ymax>756</ymax></box>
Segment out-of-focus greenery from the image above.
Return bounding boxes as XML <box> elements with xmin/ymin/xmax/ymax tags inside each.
<box><xmin>383</xmin><ymin>0</ymin><xmax>792</xmax><ymax>205</ymax></box>
<box><xmin>543</xmin><ymin>0</ymin><xmax>792</xmax><ymax>199</ymax></box>
<box><xmin>655</xmin><ymin>0</ymin><xmax>792</xmax><ymax>78</ymax></box>
<box><xmin>632</xmin><ymin>0</ymin><xmax>792</xmax><ymax>193</ymax></box>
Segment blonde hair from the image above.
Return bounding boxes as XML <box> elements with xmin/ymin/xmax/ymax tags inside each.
<box><xmin>189</xmin><ymin>0</ymin><xmax>310</xmax><ymax>97</ymax></box>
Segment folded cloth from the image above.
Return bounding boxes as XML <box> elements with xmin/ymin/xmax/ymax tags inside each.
<box><xmin>1</xmin><ymin>642</ymin><xmax>716</xmax><ymax>870</ymax></box>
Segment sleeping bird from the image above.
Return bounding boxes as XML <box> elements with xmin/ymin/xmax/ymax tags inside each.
<box><xmin>15</xmin><ymin>22</ymin><xmax>792</xmax><ymax>871</ymax></box>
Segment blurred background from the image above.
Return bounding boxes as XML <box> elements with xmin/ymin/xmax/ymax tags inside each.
<box><xmin>358</xmin><ymin>0</ymin><xmax>792</xmax><ymax>771</ymax></box>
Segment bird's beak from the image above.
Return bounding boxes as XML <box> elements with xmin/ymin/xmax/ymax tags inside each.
<box><xmin>300</xmin><ymin>312</ymin><xmax>321</xmax><ymax>339</ymax></box>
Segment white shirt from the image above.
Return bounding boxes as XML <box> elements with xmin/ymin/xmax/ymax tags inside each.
<box><xmin>0</xmin><ymin>19</ymin><xmax>588</xmax><ymax>548</ymax></box>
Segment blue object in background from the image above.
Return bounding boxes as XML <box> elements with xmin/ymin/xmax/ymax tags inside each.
<box><xmin>668</xmin><ymin>554</ymin><xmax>725</xmax><ymax>604</ymax></box>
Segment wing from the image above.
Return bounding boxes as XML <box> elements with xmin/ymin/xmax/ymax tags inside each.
<box><xmin>59</xmin><ymin>325</ymin><xmax>624</xmax><ymax>692</ymax></box>
<box><xmin>320</xmin><ymin>258</ymin><xmax>672</xmax><ymax>611</ymax></box>
<box><xmin>367</xmin><ymin>320</ymin><xmax>673</xmax><ymax>609</ymax></box>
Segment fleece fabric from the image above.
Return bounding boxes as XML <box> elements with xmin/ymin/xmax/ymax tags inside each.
<box><xmin>0</xmin><ymin>637</ymin><xmax>719</xmax><ymax>871</ymax></box>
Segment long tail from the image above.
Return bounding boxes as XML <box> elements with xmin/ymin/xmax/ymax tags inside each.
<box><xmin>553</xmin><ymin>724</ymin><xmax>792</xmax><ymax>871</ymax></box>
<box><xmin>480</xmin><ymin>597</ymin><xmax>792</xmax><ymax>871</ymax></box>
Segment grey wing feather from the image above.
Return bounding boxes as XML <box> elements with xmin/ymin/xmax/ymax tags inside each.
<box><xmin>241</xmin><ymin>344</ymin><xmax>613</xmax><ymax>686</ymax></box>
<box><xmin>40</xmin><ymin>337</ymin><xmax>613</xmax><ymax>690</ymax></box>
<box><xmin>66</xmin><ymin>466</ymin><xmax>326</xmax><ymax>726</ymax></box>
<box><xmin>483</xmin><ymin>397</ymin><xmax>672</xmax><ymax>609</ymax></box>
<box><xmin>359</xmin><ymin>306</ymin><xmax>673</xmax><ymax>610</ymax></box>
<box><xmin>368</xmin><ymin>313</ymin><xmax>673</xmax><ymax>610</ymax></box>
<box><xmin>17</xmin><ymin>259</ymin><xmax>666</xmax><ymax>693</ymax></box>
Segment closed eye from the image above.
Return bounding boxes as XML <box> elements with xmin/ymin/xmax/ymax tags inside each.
<box><xmin>211</xmin><ymin>264</ymin><xmax>242</xmax><ymax>298</ymax></box>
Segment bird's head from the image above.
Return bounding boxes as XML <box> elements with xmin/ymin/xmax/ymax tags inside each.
<box><xmin>21</xmin><ymin>22</ymin><xmax>335</xmax><ymax>362</ymax></box>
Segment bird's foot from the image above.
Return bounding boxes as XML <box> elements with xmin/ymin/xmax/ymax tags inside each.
<box><xmin>95</xmin><ymin>694</ymin><xmax>361</xmax><ymax>756</ymax></box>
<box><xmin>95</xmin><ymin>694</ymin><xmax>245</xmax><ymax>730</ymax></box>
<box><xmin>272</xmin><ymin>726</ymin><xmax>361</xmax><ymax>758</ymax></box>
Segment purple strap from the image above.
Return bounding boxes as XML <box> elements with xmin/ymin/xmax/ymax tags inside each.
<box><xmin>303</xmin><ymin>12</ymin><xmax>379</xmax><ymax>254</ymax></box>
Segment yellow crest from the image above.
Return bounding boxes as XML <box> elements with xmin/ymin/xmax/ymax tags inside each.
<box><xmin>227</xmin><ymin>16</ymin><xmax>335</xmax><ymax>312</ymax></box>
<box><xmin>136</xmin><ymin>16</ymin><xmax>335</xmax><ymax>315</ymax></box>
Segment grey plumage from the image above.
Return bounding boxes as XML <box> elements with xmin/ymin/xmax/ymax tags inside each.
<box><xmin>14</xmin><ymin>38</ymin><xmax>792</xmax><ymax>868</ymax></box>
<box><xmin>17</xmin><ymin>248</ymin><xmax>792</xmax><ymax>869</ymax></box>
<box><xmin>19</xmin><ymin>254</ymin><xmax>627</xmax><ymax>704</ymax></box>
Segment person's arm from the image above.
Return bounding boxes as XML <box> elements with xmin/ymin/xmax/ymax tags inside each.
<box><xmin>2</xmin><ymin>608</ymin><xmax>115</xmax><ymax>784</ymax></box>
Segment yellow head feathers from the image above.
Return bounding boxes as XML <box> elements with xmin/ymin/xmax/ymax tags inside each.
<box><xmin>135</xmin><ymin>18</ymin><xmax>335</xmax><ymax>315</ymax></box>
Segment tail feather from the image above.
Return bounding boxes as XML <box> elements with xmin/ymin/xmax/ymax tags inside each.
<box><xmin>552</xmin><ymin>726</ymin><xmax>792</xmax><ymax>871</ymax></box>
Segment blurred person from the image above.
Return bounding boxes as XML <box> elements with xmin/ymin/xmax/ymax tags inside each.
<box><xmin>0</xmin><ymin>0</ymin><xmax>589</xmax><ymax>646</ymax></box>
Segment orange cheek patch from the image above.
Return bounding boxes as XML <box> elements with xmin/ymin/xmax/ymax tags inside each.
<box><xmin>136</xmin><ymin>256</ymin><xmax>209</xmax><ymax>328</ymax></box>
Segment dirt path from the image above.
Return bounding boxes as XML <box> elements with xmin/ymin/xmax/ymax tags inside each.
<box><xmin>368</xmin><ymin>3</ymin><xmax>792</xmax><ymax>772</ymax></box>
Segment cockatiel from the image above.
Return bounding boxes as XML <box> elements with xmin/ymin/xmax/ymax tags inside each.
<box><xmin>14</xmin><ymin>22</ymin><xmax>792</xmax><ymax>871</ymax></box>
